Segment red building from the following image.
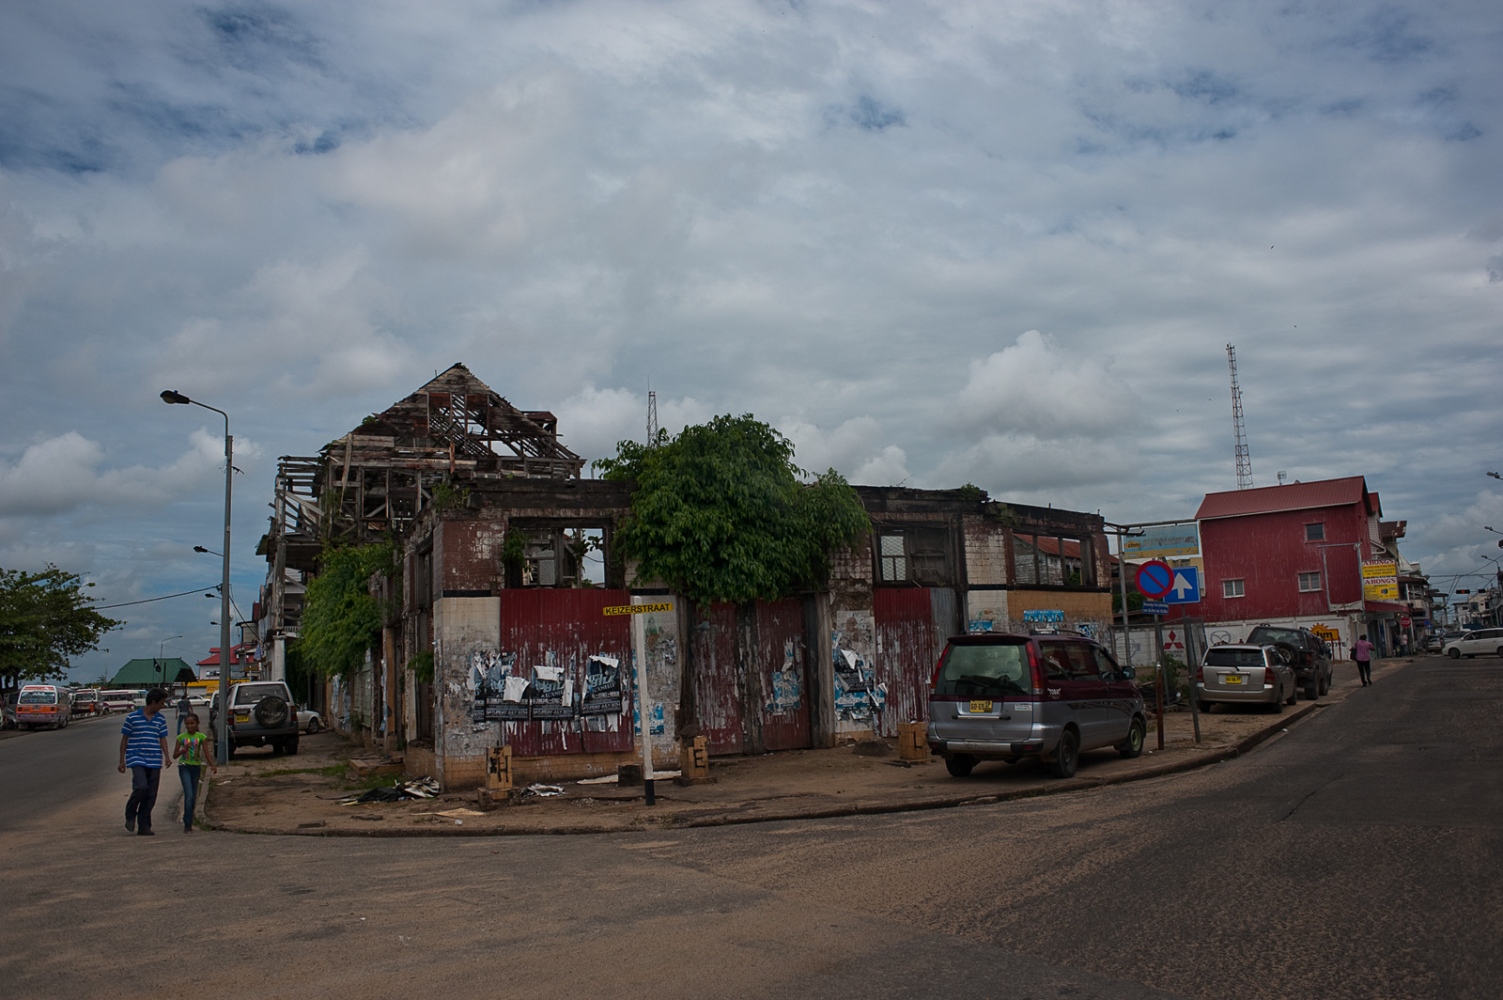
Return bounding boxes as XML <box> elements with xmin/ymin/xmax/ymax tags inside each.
<box><xmin>1191</xmin><ymin>476</ymin><xmax>1405</xmax><ymax>653</ymax></box>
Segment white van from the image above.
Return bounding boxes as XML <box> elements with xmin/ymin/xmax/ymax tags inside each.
<box><xmin>16</xmin><ymin>685</ymin><xmax>72</xmax><ymax>729</ymax></box>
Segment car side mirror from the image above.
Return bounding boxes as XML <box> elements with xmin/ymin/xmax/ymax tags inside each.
<box><xmin>1119</xmin><ymin>665</ymin><xmax>1135</xmax><ymax>680</ymax></box>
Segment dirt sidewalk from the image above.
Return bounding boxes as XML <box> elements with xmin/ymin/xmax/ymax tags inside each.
<box><xmin>205</xmin><ymin>657</ymin><xmax>1410</xmax><ymax>837</ymax></box>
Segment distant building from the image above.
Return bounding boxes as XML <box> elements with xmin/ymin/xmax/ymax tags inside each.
<box><xmin>1191</xmin><ymin>475</ymin><xmax>1417</xmax><ymax>655</ymax></box>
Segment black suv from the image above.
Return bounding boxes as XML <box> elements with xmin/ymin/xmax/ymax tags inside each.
<box><xmin>210</xmin><ymin>681</ymin><xmax>300</xmax><ymax>757</ymax></box>
<box><xmin>1244</xmin><ymin>624</ymin><xmax>1333</xmax><ymax>700</ymax></box>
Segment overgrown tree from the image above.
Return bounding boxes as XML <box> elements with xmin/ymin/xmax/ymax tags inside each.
<box><xmin>297</xmin><ymin>541</ymin><xmax>396</xmax><ymax>678</ymax></box>
<box><xmin>596</xmin><ymin>414</ymin><xmax>869</xmax><ymax>607</ymax></box>
<box><xmin>596</xmin><ymin>415</ymin><xmax>869</xmax><ymax>751</ymax></box>
<box><xmin>0</xmin><ymin>565</ymin><xmax>122</xmax><ymax>688</ymax></box>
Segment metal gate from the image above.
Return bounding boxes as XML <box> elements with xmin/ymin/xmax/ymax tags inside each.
<box><xmin>497</xmin><ymin>588</ymin><xmax>634</xmax><ymax>757</ymax></box>
<box><xmin>691</xmin><ymin>599</ymin><xmax>813</xmax><ymax>755</ymax></box>
<box><xmin>873</xmin><ymin>588</ymin><xmax>956</xmax><ymax>733</ymax></box>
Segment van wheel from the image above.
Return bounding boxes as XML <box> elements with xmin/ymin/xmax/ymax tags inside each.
<box><xmin>944</xmin><ymin>755</ymin><xmax>976</xmax><ymax>778</ymax></box>
<box><xmin>1118</xmin><ymin>718</ymin><xmax>1145</xmax><ymax>759</ymax></box>
<box><xmin>1050</xmin><ymin>730</ymin><xmax>1079</xmax><ymax>778</ymax></box>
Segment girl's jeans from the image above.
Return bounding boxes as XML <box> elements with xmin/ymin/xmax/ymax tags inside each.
<box><xmin>179</xmin><ymin>765</ymin><xmax>203</xmax><ymax>830</ymax></box>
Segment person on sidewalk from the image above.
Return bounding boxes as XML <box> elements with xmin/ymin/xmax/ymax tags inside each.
<box><xmin>172</xmin><ymin>713</ymin><xmax>216</xmax><ymax>833</ymax></box>
<box><xmin>174</xmin><ymin>693</ymin><xmax>192</xmax><ymax>736</ymax></box>
<box><xmin>1353</xmin><ymin>634</ymin><xmax>1375</xmax><ymax>686</ymax></box>
<box><xmin>118</xmin><ymin>688</ymin><xmax>173</xmax><ymax>836</ymax></box>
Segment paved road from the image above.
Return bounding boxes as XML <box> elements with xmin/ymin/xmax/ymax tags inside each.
<box><xmin>2</xmin><ymin>659</ymin><xmax>1499</xmax><ymax>1000</ymax></box>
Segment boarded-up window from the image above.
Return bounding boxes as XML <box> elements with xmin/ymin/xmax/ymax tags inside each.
<box><xmin>876</xmin><ymin>528</ymin><xmax>954</xmax><ymax>586</ymax></box>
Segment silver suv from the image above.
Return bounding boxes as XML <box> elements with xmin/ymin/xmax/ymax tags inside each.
<box><xmin>210</xmin><ymin>681</ymin><xmax>300</xmax><ymax>757</ymax></box>
<box><xmin>927</xmin><ymin>632</ymin><xmax>1146</xmax><ymax>779</ymax></box>
<box><xmin>1195</xmin><ymin>644</ymin><xmax>1297</xmax><ymax>712</ymax></box>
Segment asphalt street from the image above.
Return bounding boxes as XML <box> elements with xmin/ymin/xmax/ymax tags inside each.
<box><xmin>2</xmin><ymin>658</ymin><xmax>1499</xmax><ymax>1000</ymax></box>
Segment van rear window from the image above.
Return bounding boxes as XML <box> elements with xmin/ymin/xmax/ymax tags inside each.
<box><xmin>19</xmin><ymin>691</ymin><xmax>58</xmax><ymax>704</ymax></box>
<box><xmin>934</xmin><ymin>643</ymin><xmax>1031</xmax><ymax>697</ymax></box>
<box><xmin>1206</xmin><ymin>648</ymin><xmax>1265</xmax><ymax>668</ymax></box>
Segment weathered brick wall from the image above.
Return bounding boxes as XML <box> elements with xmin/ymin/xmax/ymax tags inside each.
<box><xmin>961</xmin><ymin>516</ymin><xmax>1010</xmax><ymax>586</ymax></box>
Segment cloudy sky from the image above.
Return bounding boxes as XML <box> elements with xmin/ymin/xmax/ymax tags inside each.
<box><xmin>2</xmin><ymin>0</ymin><xmax>1500</xmax><ymax>681</ymax></box>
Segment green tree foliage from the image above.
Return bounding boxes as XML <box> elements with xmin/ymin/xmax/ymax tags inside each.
<box><xmin>298</xmin><ymin>541</ymin><xmax>395</xmax><ymax>677</ymax></box>
<box><xmin>0</xmin><ymin>565</ymin><xmax>121</xmax><ymax>687</ymax></box>
<box><xmin>595</xmin><ymin>415</ymin><xmax>870</xmax><ymax>607</ymax></box>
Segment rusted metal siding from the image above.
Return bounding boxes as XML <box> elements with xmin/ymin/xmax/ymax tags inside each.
<box><xmin>691</xmin><ymin>604</ymin><xmax>742</xmax><ymax>755</ymax></box>
<box><xmin>756</xmin><ymin>598</ymin><xmax>812</xmax><ymax>752</ymax></box>
<box><xmin>496</xmin><ymin>588</ymin><xmax>633</xmax><ymax>757</ymax></box>
<box><xmin>690</xmin><ymin>599</ymin><xmax>813</xmax><ymax>755</ymax></box>
<box><xmin>873</xmin><ymin>588</ymin><xmax>945</xmax><ymax>733</ymax></box>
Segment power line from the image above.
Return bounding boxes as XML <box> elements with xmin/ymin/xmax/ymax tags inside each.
<box><xmin>94</xmin><ymin>586</ymin><xmax>219</xmax><ymax>610</ymax></box>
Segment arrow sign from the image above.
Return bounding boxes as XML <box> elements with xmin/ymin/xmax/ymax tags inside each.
<box><xmin>1164</xmin><ymin>566</ymin><xmax>1201</xmax><ymax>605</ymax></box>
<box><xmin>1135</xmin><ymin>560</ymin><xmax>1175</xmax><ymax>600</ymax></box>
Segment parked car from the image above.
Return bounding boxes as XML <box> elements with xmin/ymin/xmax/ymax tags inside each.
<box><xmin>1195</xmin><ymin>644</ymin><xmax>1297</xmax><ymax>713</ymax></box>
<box><xmin>1244</xmin><ymin>624</ymin><xmax>1333</xmax><ymax>700</ymax></box>
<box><xmin>1442</xmin><ymin>628</ymin><xmax>1503</xmax><ymax>660</ymax></box>
<box><xmin>209</xmin><ymin>681</ymin><xmax>300</xmax><ymax>757</ymax></box>
<box><xmin>295</xmin><ymin>705</ymin><xmax>323</xmax><ymax>734</ymax></box>
<box><xmin>927</xmin><ymin>631</ymin><xmax>1146</xmax><ymax>779</ymax></box>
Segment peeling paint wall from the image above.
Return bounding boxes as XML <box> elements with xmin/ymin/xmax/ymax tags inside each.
<box><xmin>433</xmin><ymin>595</ymin><xmax>501</xmax><ymax>788</ymax></box>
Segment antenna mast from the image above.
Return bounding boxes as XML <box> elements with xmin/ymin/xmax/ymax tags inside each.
<box><xmin>1227</xmin><ymin>344</ymin><xmax>1253</xmax><ymax>489</ymax></box>
<box><xmin>646</xmin><ymin>389</ymin><xmax>659</xmax><ymax>447</ymax></box>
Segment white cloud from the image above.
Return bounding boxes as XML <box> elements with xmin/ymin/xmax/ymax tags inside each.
<box><xmin>0</xmin><ymin>429</ymin><xmax>259</xmax><ymax>518</ymax></box>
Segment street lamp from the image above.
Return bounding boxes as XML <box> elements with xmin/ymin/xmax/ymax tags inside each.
<box><xmin>161</xmin><ymin>389</ymin><xmax>233</xmax><ymax>767</ymax></box>
<box><xmin>157</xmin><ymin>634</ymin><xmax>183</xmax><ymax>690</ymax></box>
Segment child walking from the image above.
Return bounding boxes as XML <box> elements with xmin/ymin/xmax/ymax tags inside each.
<box><xmin>172</xmin><ymin>713</ymin><xmax>217</xmax><ymax>833</ymax></box>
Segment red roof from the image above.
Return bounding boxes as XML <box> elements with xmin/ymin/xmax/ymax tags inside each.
<box><xmin>1195</xmin><ymin>476</ymin><xmax>1374</xmax><ymax>521</ymax></box>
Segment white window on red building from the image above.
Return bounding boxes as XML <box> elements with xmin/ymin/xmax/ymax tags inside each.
<box><xmin>1222</xmin><ymin>578</ymin><xmax>1245</xmax><ymax>598</ymax></box>
<box><xmin>1298</xmin><ymin>571</ymin><xmax>1321</xmax><ymax>592</ymax></box>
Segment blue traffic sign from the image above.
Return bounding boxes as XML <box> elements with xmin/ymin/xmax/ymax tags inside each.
<box><xmin>1135</xmin><ymin>560</ymin><xmax>1175</xmax><ymax>600</ymax></box>
<box><xmin>1164</xmin><ymin>566</ymin><xmax>1201</xmax><ymax>605</ymax></box>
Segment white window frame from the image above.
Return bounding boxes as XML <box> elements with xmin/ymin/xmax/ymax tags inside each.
<box><xmin>1222</xmin><ymin>578</ymin><xmax>1246</xmax><ymax>599</ymax></box>
<box><xmin>1298</xmin><ymin>571</ymin><xmax>1321</xmax><ymax>592</ymax></box>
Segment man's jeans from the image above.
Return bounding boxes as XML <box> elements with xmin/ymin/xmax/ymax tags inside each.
<box><xmin>179</xmin><ymin>765</ymin><xmax>203</xmax><ymax>831</ymax></box>
<box><xmin>126</xmin><ymin>766</ymin><xmax>161</xmax><ymax>832</ymax></box>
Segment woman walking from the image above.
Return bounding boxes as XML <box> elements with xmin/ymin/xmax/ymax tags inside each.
<box><xmin>1353</xmin><ymin>634</ymin><xmax>1375</xmax><ymax>687</ymax></box>
<box><xmin>172</xmin><ymin>713</ymin><xmax>216</xmax><ymax>832</ymax></box>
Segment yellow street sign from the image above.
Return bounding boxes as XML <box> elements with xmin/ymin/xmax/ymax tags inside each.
<box><xmin>602</xmin><ymin>603</ymin><xmax>673</xmax><ymax>616</ymax></box>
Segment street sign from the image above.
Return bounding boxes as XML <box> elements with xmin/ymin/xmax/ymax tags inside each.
<box><xmin>602</xmin><ymin>602</ymin><xmax>673</xmax><ymax>616</ymax></box>
<box><xmin>1141</xmin><ymin>600</ymin><xmax>1169</xmax><ymax>616</ymax></box>
<box><xmin>1135</xmin><ymin>560</ymin><xmax>1175</xmax><ymax>600</ymax></box>
<box><xmin>1164</xmin><ymin>566</ymin><xmax>1201</xmax><ymax>605</ymax></box>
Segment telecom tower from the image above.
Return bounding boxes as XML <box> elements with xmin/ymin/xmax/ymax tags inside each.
<box><xmin>1226</xmin><ymin>344</ymin><xmax>1253</xmax><ymax>489</ymax></box>
<box><xmin>646</xmin><ymin>389</ymin><xmax>659</xmax><ymax>447</ymax></box>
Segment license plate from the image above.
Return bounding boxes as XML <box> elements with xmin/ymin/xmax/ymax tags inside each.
<box><xmin>234</xmin><ymin>711</ymin><xmax>250</xmax><ymax>721</ymax></box>
<box><xmin>968</xmin><ymin>700</ymin><xmax>993</xmax><ymax>713</ymax></box>
<box><xmin>1224</xmin><ymin>675</ymin><xmax>1243</xmax><ymax>685</ymax></box>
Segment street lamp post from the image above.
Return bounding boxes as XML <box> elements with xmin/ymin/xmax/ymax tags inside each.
<box><xmin>157</xmin><ymin>634</ymin><xmax>183</xmax><ymax>692</ymax></box>
<box><xmin>161</xmin><ymin>389</ymin><xmax>233</xmax><ymax>767</ymax></box>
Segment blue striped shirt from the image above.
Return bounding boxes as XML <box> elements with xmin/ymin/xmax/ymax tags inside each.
<box><xmin>121</xmin><ymin>709</ymin><xmax>169</xmax><ymax>768</ymax></box>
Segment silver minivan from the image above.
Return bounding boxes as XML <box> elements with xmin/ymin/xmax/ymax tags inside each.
<box><xmin>1442</xmin><ymin>628</ymin><xmax>1503</xmax><ymax>659</ymax></box>
<box><xmin>1195</xmin><ymin>644</ymin><xmax>1296</xmax><ymax>712</ymax></box>
<box><xmin>927</xmin><ymin>632</ymin><xmax>1146</xmax><ymax>779</ymax></box>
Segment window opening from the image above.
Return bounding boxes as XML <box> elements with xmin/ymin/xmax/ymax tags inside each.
<box><xmin>1223</xmin><ymin>578</ymin><xmax>1246</xmax><ymax>598</ymax></box>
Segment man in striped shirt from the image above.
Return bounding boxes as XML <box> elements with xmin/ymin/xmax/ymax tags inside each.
<box><xmin>118</xmin><ymin>688</ymin><xmax>173</xmax><ymax>836</ymax></box>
